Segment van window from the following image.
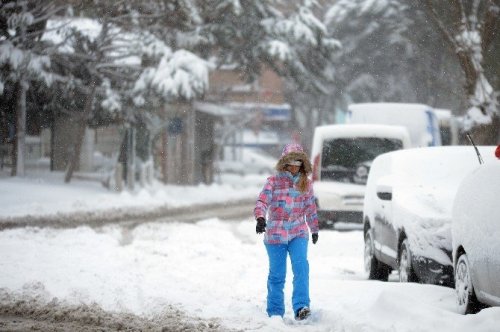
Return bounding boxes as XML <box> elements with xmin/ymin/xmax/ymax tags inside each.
<box><xmin>321</xmin><ymin>137</ymin><xmax>403</xmax><ymax>184</ymax></box>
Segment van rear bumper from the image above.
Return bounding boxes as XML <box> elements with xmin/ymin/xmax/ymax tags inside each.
<box><xmin>318</xmin><ymin>210</ymin><xmax>363</xmax><ymax>228</ymax></box>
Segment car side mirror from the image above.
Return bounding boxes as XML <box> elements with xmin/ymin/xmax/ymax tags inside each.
<box><xmin>376</xmin><ymin>184</ymin><xmax>392</xmax><ymax>201</ymax></box>
<box><xmin>377</xmin><ymin>192</ymin><xmax>392</xmax><ymax>201</ymax></box>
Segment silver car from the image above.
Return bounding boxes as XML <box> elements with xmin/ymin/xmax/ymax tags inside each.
<box><xmin>452</xmin><ymin>158</ymin><xmax>500</xmax><ymax>314</ymax></box>
<box><xmin>363</xmin><ymin>146</ymin><xmax>497</xmax><ymax>286</ymax></box>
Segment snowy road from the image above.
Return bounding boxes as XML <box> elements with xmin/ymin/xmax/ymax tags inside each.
<box><xmin>0</xmin><ymin>199</ymin><xmax>255</xmax><ymax>230</ymax></box>
<box><xmin>1</xmin><ymin>217</ymin><xmax>499</xmax><ymax>331</ymax></box>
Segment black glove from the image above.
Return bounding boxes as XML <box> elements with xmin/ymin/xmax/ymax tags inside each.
<box><xmin>256</xmin><ymin>217</ymin><xmax>266</xmax><ymax>234</ymax></box>
<box><xmin>312</xmin><ymin>233</ymin><xmax>318</xmax><ymax>244</ymax></box>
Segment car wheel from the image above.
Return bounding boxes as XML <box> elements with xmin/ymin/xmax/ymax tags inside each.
<box><xmin>364</xmin><ymin>230</ymin><xmax>390</xmax><ymax>281</ymax></box>
<box><xmin>455</xmin><ymin>253</ymin><xmax>480</xmax><ymax>314</ymax></box>
<box><xmin>398</xmin><ymin>239</ymin><xmax>418</xmax><ymax>283</ymax></box>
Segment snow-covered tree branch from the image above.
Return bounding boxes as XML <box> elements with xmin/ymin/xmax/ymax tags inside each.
<box><xmin>0</xmin><ymin>0</ymin><xmax>65</xmax><ymax>176</ymax></box>
<box><xmin>423</xmin><ymin>0</ymin><xmax>499</xmax><ymax>133</ymax></box>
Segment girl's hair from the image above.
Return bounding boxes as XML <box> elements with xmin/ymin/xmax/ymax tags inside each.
<box><xmin>296</xmin><ymin>167</ymin><xmax>308</xmax><ymax>193</ymax></box>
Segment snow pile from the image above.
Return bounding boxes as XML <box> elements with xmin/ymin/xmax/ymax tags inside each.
<box><xmin>0</xmin><ymin>171</ymin><xmax>264</xmax><ymax>220</ymax></box>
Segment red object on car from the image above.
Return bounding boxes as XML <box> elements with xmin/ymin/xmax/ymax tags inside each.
<box><xmin>495</xmin><ymin>145</ymin><xmax>500</xmax><ymax>159</ymax></box>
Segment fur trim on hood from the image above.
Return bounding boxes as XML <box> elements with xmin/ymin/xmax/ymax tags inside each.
<box><xmin>276</xmin><ymin>145</ymin><xmax>312</xmax><ymax>175</ymax></box>
<box><xmin>276</xmin><ymin>143</ymin><xmax>312</xmax><ymax>193</ymax></box>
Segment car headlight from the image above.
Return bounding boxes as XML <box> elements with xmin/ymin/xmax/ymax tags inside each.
<box><xmin>356</xmin><ymin>165</ymin><xmax>369</xmax><ymax>178</ymax></box>
<box><xmin>353</xmin><ymin>165</ymin><xmax>369</xmax><ymax>184</ymax></box>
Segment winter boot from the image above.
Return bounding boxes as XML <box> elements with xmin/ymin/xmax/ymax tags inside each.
<box><xmin>295</xmin><ymin>307</ymin><xmax>311</xmax><ymax>321</ymax></box>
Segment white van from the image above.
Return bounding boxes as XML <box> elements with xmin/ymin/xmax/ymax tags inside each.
<box><xmin>311</xmin><ymin>124</ymin><xmax>411</xmax><ymax>228</ymax></box>
<box><xmin>347</xmin><ymin>103</ymin><xmax>442</xmax><ymax>147</ymax></box>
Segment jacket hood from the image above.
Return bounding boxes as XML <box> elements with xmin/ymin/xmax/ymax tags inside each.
<box><xmin>276</xmin><ymin>143</ymin><xmax>312</xmax><ymax>174</ymax></box>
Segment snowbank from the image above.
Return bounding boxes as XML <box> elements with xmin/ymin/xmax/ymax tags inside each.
<box><xmin>0</xmin><ymin>170</ymin><xmax>264</xmax><ymax>225</ymax></box>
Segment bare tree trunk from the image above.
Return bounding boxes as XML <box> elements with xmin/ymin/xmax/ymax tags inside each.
<box><xmin>185</xmin><ymin>107</ymin><xmax>195</xmax><ymax>184</ymax></box>
<box><xmin>424</xmin><ymin>0</ymin><xmax>499</xmax><ymax>124</ymax></box>
<box><xmin>166</xmin><ymin>133</ymin><xmax>177</xmax><ymax>184</ymax></box>
<box><xmin>50</xmin><ymin>111</ymin><xmax>55</xmax><ymax>171</ymax></box>
<box><xmin>10</xmin><ymin>138</ymin><xmax>16</xmax><ymax>176</ymax></box>
<box><xmin>161</xmin><ymin>130</ymin><xmax>168</xmax><ymax>183</ymax></box>
<box><xmin>64</xmin><ymin>83</ymin><xmax>96</xmax><ymax>183</ymax></box>
<box><xmin>13</xmin><ymin>80</ymin><xmax>27</xmax><ymax>177</ymax></box>
<box><xmin>126</xmin><ymin>127</ymin><xmax>136</xmax><ymax>190</ymax></box>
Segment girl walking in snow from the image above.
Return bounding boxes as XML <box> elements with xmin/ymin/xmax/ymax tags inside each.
<box><xmin>254</xmin><ymin>143</ymin><xmax>319</xmax><ymax>321</ymax></box>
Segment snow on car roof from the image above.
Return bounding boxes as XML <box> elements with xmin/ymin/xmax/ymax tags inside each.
<box><xmin>452</xmin><ymin>162</ymin><xmax>500</xmax><ymax>257</ymax></box>
<box><xmin>376</xmin><ymin>146</ymin><xmax>497</xmax><ymax>197</ymax></box>
<box><xmin>433</xmin><ymin>108</ymin><xmax>452</xmax><ymax>120</ymax></box>
<box><xmin>454</xmin><ymin>162</ymin><xmax>500</xmax><ymax>219</ymax></box>
<box><xmin>313</xmin><ymin>123</ymin><xmax>410</xmax><ymax>140</ymax></box>
<box><xmin>382</xmin><ymin>145</ymin><xmax>497</xmax><ymax>176</ymax></box>
<box><xmin>348</xmin><ymin>102</ymin><xmax>432</xmax><ymax>112</ymax></box>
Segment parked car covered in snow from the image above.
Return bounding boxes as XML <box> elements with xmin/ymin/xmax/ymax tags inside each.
<box><xmin>363</xmin><ymin>146</ymin><xmax>497</xmax><ymax>286</ymax></box>
<box><xmin>311</xmin><ymin>124</ymin><xmax>411</xmax><ymax>228</ymax></box>
<box><xmin>452</xmin><ymin>148</ymin><xmax>500</xmax><ymax>314</ymax></box>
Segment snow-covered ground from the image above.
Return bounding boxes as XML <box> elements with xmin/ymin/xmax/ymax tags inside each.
<box><xmin>1</xmin><ymin>169</ymin><xmax>499</xmax><ymax>331</ymax></box>
<box><xmin>1</xmin><ymin>219</ymin><xmax>499</xmax><ymax>331</ymax></box>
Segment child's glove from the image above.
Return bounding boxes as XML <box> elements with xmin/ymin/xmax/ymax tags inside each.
<box><xmin>256</xmin><ymin>217</ymin><xmax>266</xmax><ymax>234</ymax></box>
<box><xmin>312</xmin><ymin>233</ymin><xmax>318</xmax><ymax>244</ymax></box>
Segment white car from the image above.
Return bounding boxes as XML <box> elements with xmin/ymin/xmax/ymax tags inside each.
<box><xmin>363</xmin><ymin>146</ymin><xmax>497</xmax><ymax>285</ymax></box>
<box><xmin>310</xmin><ymin>124</ymin><xmax>411</xmax><ymax>228</ymax></box>
<box><xmin>452</xmin><ymin>152</ymin><xmax>500</xmax><ymax>314</ymax></box>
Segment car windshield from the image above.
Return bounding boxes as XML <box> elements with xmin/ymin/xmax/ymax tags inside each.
<box><xmin>321</xmin><ymin>137</ymin><xmax>403</xmax><ymax>183</ymax></box>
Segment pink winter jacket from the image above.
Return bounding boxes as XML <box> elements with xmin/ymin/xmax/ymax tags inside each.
<box><xmin>254</xmin><ymin>171</ymin><xmax>319</xmax><ymax>244</ymax></box>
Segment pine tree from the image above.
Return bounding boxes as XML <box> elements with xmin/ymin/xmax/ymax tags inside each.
<box><xmin>0</xmin><ymin>0</ymin><xmax>66</xmax><ymax>176</ymax></box>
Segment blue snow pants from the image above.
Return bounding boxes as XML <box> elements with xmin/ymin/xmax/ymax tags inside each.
<box><xmin>264</xmin><ymin>237</ymin><xmax>309</xmax><ymax>317</ymax></box>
